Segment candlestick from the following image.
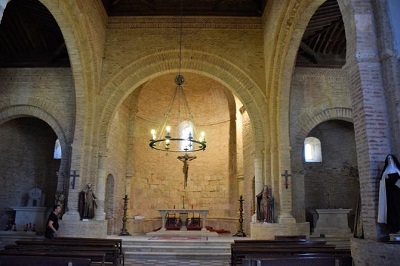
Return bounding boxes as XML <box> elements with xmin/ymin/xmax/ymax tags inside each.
<box><xmin>119</xmin><ymin>195</ymin><xmax>131</xmax><ymax>236</ymax></box>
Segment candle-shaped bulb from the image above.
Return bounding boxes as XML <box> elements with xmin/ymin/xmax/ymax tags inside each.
<box><xmin>200</xmin><ymin>131</ymin><xmax>205</xmax><ymax>142</ymax></box>
<box><xmin>151</xmin><ymin>129</ymin><xmax>156</xmax><ymax>140</ymax></box>
<box><xmin>199</xmin><ymin>131</ymin><xmax>206</xmax><ymax>142</ymax></box>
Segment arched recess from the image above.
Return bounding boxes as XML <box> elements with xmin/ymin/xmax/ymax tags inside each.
<box><xmin>297</xmin><ymin>107</ymin><xmax>353</xmax><ymax>143</ymax></box>
<box><xmin>95</xmin><ymin>50</ymin><xmax>267</xmax><ymax>161</ymax></box>
<box><xmin>0</xmin><ymin>105</ymin><xmax>69</xmax><ymax>177</ymax></box>
<box><xmin>291</xmin><ymin>107</ymin><xmax>353</xmax><ymax>222</ymax></box>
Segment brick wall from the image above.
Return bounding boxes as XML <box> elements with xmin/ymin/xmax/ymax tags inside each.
<box><xmin>0</xmin><ymin>118</ymin><xmax>59</xmax><ymax>228</ymax></box>
<box><xmin>290</xmin><ymin>68</ymin><xmax>353</xmax><ymax>223</ymax></box>
<box><xmin>304</xmin><ymin>120</ymin><xmax>359</xmax><ymax>231</ymax></box>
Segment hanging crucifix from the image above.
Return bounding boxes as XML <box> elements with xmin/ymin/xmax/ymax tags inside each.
<box><xmin>177</xmin><ymin>153</ymin><xmax>197</xmax><ymax>188</ymax></box>
<box><xmin>281</xmin><ymin>170</ymin><xmax>291</xmax><ymax>189</ymax></box>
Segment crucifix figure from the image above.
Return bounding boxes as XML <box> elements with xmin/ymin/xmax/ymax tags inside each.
<box><xmin>69</xmin><ymin>170</ymin><xmax>79</xmax><ymax>189</ymax></box>
<box><xmin>177</xmin><ymin>153</ymin><xmax>197</xmax><ymax>188</ymax></box>
<box><xmin>281</xmin><ymin>170</ymin><xmax>291</xmax><ymax>189</ymax></box>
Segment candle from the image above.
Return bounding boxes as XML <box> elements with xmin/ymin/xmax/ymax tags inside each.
<box><xmin>174</xmin><ymin>205</ymin><xmax>175</xmax><ymax>209</ymax></box>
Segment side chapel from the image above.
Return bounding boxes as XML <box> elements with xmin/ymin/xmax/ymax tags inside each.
<box><xmin>0</xmin><ymin>0</ymin><xmax>400</xmax><ymax>264</ymax></box>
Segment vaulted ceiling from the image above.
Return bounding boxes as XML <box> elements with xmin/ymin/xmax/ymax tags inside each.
<box><xmin>0</xmin><ymin>0</ymin><xmax>345</xmax><ymax>68</ymax></box>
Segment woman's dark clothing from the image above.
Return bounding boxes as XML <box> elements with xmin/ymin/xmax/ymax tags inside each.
<box><xmin>44</xmin><ymin>212</ymin><xmax>59</xmax><ymax>239</ymax></box>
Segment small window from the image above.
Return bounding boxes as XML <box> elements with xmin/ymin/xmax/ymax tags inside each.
<box><xmin>53</xmin><ymin>139</ymin><xmax>62</xmax><ymax>159</ymax></box>
<box><xmin>179</xmin><ymin>120</ymin><xmax>194</xmax><ymax>151</ymax></box>
<box><xmin>304</xmin><ymin>137</ymin><xmax>322</xmax><ymax>162</ymax></box>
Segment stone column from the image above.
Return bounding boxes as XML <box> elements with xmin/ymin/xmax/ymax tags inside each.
<box><xmin>95</xmin><ymin>154</ymin><xmax>107</xmax><ymax>220</ymax></box>
<box><xmin>277</xmin><ymin>145</ymin><xmax>296</xmax><ymax>224</ymax></box>
<box><xmin>254</xmin><ymin>152</ymin><xmax>264</xmax><ymax>218</ymax></box>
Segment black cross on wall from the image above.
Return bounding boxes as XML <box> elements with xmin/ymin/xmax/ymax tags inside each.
<box><xmin>69</xmin><ymin>170</ymin><xmax>79</xmax><ymax>189</ymax></box>
<box><xmin>281</xmin><ymin>170</ymin><xmax>291</xmax><ymax>189</ymax></box>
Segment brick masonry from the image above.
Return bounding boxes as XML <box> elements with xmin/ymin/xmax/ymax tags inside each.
<box><xmin>0</xmin><ymin>1</ymin><xmax>399</xmax><ymax>264</ymax></box>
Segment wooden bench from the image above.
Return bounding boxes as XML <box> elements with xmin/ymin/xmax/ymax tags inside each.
<box><xmin>231</xmin><ymin>239</ymin><xmax>352</xmax><ymax>266</ymax></box>
<box><xmin>13</xmin><ymin>239</ymin><xmax>123</xmax><ymax>265</ymax></box>
<box><xmin>242</xmin><ymin>256</ymin><xmax>337</xmax><ymax>266</ymax></box>
<box><xmin>50</xmin><ymin>237</ymin><xmax>124</xmax><ymax>265</ymax></box>
<box><xmin>0</xmin><ymin>255</ymin><xmax>91</xmax><ymax>266</ymax></box>
<box><xmin>0</xmin><ymin>249</ymin><xmax>106</xmax><ymax>265</ymax></box>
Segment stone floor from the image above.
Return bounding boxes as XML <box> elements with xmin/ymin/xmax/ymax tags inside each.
<box><xmin>119</xmin><ymin>234</ymin><xmax>234</xmax><ymax>266</ymax></box>
<box><xmin>125</xmin><ymin>258</ymin><xmax>230</xmax><ymax>266</ymax></box>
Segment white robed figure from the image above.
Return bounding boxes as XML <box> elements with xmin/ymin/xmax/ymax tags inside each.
<box><xmin>378</xmin><ymin>154</ymin><xmax>400</xmax><ymax>233</ymax></box>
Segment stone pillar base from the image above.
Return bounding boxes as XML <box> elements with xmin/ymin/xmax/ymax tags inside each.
<box><xmin>58</xmin><ymin>219</ymin><xmax>107</xmax><ymax>238</ymax></box>
<box><xmin>250</xmin><ymin>222</ymin><xmax>309</xmax><ymax>240</ymax></box>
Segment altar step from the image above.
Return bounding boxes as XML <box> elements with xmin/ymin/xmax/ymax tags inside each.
<box><xmin>121</xmin><ymin>236</ymin><xmax>233</xmax><ymax>262</ymax></box>
<box><xmin>310</xmin><ymin>233</ymin><xmax>352</xmax><ymax>250</ymax></box>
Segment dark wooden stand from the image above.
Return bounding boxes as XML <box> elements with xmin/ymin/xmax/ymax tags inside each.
<box><xmin>119</xmin><ymin>195</ymin><xmax>131</xmax><ymax>236</ymax></box>
<box><xmin>233</xmin><ymin>195</ymin><xmax>246</xmax><ymax>237</ymax></box>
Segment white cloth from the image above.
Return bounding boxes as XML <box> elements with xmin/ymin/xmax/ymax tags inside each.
<box><xmin>377</xmin><ymin>165</ymin><xmax>400</xmax><ymax>223</ymax></box>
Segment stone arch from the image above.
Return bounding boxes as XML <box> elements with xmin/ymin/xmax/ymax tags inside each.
<box><xmin>96</xmin><ymin>50</ymin><xmax>267</xmax><ymax>156</ymax></box>
<box><xmin>39</xmin><ymin>0</ymin><xmax>104</xmax><ymax>179</ymax></box>
<box><xmin>263</xmin><ymin>0</ymin><xmax>328</xmax><ymax>221</ymax></box>
<box><xmin>0</xmin><ymin>105</ymin><xmax>70</xmax><ymax>196</ymax></box>
<box><xmin>269</xmin><ymin>0</ymin><xmax>327</xmax><ymax>152</ymax></box>
<box><xmin>273</xmin><ymin>0</ymin><xmax>389</xmax><ymax>238</ymax></box>
<box><xmin>296</xmin><ymin>107</ymin><xmax>353</xmax><ymax>147</ymax></box>
<box><xmin>338</xmin><ymin>0</ymin><xmax>391</xmax><ymax>240</ymax></box>
<box><xmin>0</xmin><ymin>105</ymin><xmax>68</xmax><ymax>160</ymax></box>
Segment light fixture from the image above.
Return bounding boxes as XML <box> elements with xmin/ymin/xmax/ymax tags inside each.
<box><xmin>149</xmin><ymin>2</ymin><xmax>206</xmax><ymax>153</ymax></box>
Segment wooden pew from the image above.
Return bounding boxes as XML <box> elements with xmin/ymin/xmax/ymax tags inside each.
<box><xmin>0</xmin><ymin>249</ymin><xmax>106</xmax><ymax>265</ymax></box>
<box><xmin>230</xmin><ymin>239</ymin><xmax>352</xmax><ymax>266</ymax></box>
<box><xmin>0</xmin><ymin>255</ymin><xmax>91</xmax><ymax>266</ymax></box>
<box><xmin>242</xmin><ymin>256</ymin><xmax>337</xmax><ymax>266</ymax></box>
<box><xmin>13</xmin><ymin>239</ymin><xmax>122</xmax><ymax>265</ymax></box>
<box><xmin>51</xmin><ymin>237</ymin><xmax>124</xmax><ymax>265</ymax></box>
<box><xmin>6</xmin><ymin>243</ymin><xmax>119</xmax><ymax>265</ymax></box>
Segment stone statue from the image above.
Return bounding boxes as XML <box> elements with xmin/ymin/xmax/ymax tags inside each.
<box><xmin>78</xmin><ymin>183</ymin><xmax>97</xmax><ymax>219</ymax></box>
<box><xmin>378</xmin><ymin>154</ymin><xmax>400</xmax><ymax>233</ymax></box>
<box><xmin>256</xmin><ymin>185</ymin><xmax>274</xmax><ymax>223</ymax></box>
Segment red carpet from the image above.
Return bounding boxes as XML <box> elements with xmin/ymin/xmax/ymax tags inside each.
<box><xmin>148</xmin><ymin>236</ymin><xmax>208</xmax><ymax>241</ymax></box>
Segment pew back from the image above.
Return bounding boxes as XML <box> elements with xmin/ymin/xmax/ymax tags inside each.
<box><xmin>0</xmin><ymin>255</ymin><xmax>91</xmax><ymax>266</ymax></box>
<box><xmin>230</xmin><ymin>239</ymin><xmax>352</xmax><ymax>266</ymax></box>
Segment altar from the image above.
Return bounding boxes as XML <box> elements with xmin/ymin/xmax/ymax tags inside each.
<box><xmin>313</xmin><ymin>208</ymin><xmax>352</xmax><ymax>236</ymax></box>
<box><xmin>11</xmin><ymin>187</ymin><xmax>47</xmax><ymax>233</ymax></box>
<box><xmin>158</xmin><ymin>209</ymin><xmax>209</xmax><ymax>231</ymax></box>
